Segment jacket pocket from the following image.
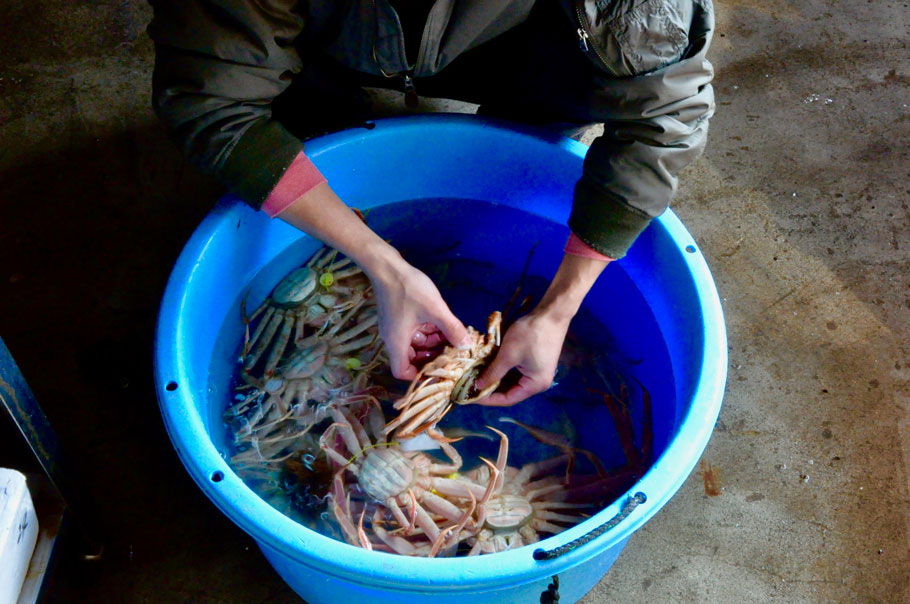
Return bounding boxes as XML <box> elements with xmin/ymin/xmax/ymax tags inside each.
<box><xmin>608</xmin><ymin>0</ymin><xmax>691</xmax><ymax>75</ymax></box>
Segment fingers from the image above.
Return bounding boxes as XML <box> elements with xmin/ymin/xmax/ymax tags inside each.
<box><xmin>415</xmin><ymin>322</ymin><xmax>439</xmax><ymax>335</ymax></box>
<box><xmin>395</xmin><ymin>362</ymin><xmax>418</xmax><ymax>381</ymax></box>
<box><xmin>480</xmin><ymin>375</ymin><xmax>549</xmax><ymax>407</ymax></box>
<box><xmin>475</xmin><ymin>349</ymin><xmax>514</xmax><ymax>392</ymax></box>
<box><xmin>411</xmin><ymin>328</ymin><xmax>444</xmax><ymax>350</ymax></box>
<box><xmin>430</xmin><ymin>309</ymin><xmax>470</xmax><ymax>349</ymax></box>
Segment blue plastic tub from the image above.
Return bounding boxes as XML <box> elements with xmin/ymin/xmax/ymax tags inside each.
<box><xmin>154</xmin><ymin>115</ymin><xmax>726</xmax><ymax>603</ymax></box>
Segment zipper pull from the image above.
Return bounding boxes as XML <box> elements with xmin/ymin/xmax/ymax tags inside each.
<box><xmin>403</xmin><ymin>74</ymin><xmax>419</xmax><ymax>109</ymax></box>
<box><xmin>576</xmin><ymin>27</ymin><xmax>590</xmax><ymax>52</ymax></box>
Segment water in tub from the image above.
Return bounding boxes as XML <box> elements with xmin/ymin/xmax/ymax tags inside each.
<box><xmin>207</xmin><ymin>198</ymin><xmax>675</xmax><ymax>554</ymax></box>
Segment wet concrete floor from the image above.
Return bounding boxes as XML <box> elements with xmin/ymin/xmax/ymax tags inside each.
<box><xmin>0</xmin><ymin>1</ymin><xmax>907</xmax><ymax>602</ymax></box>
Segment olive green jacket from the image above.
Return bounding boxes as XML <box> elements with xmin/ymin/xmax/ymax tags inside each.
<box><xmin>149</xmin><ymin>0</ymin><xmax>714</xmax><ymax>258</ymax></box>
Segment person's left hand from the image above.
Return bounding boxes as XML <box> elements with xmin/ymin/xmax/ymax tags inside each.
<box><xmin>473</xmin><ymin>310</ymin><xmax>570</xmax><ymax>406</ymax></box>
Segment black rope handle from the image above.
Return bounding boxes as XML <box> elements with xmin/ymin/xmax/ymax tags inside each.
<box><xmin>533</xmin><ymin>492</ymin><xmax>647</xmax><ymax>561</ymax></box>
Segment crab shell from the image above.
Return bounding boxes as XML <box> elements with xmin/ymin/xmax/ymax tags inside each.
<box><xmin>271</xmin><ymin>267</ymin><xmax>318</xmax><ymax>307</ymax></box>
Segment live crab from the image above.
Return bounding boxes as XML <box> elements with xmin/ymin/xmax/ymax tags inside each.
<box><xmin>242</xmin><ymin>247</ymin><xmax>374</xmax><ymax>377</ymax></box>
<box><xmin>384</xmin><ymin>311</ymin><xmax>503</xmax><ymax>441</ymax></box>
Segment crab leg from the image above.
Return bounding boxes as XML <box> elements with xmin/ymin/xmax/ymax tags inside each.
<box><xmin>418</xmin><ymin>491</ymin><xmax>469</xmax><ymax>524</ymax></box>
<box><xmin>244</xmin><ymin>297</ymin><xmax>270</xmax><ymax>325</ymax></box>
<box><xmin>535</xmin><ymin>510</ymin><xmax>586</xmax><ymax>524</ymax></box>
<box><xmin>384</xmin><ymin>388</ymin><xmax>449</xmax><ymax>432</ymax></box>
<box><xmin>409</xmin><ymin>501</ymin><xmax>441</xmax><ymax>542</ymax></box>
<box><xmin>329</xmin><ymin>407</ymin><xmax>368</xmax><ymax>458</ymax></box>
<box><xmin>636</xmin><ymin>378</ymin><xmax>653</xmax><ymax>470</ymax></box>
<box><xmin>391</xmin><ymin>401</ymin><xmax>450</xmax><ymax>438</ymax></box>
<box><xmin>428</xmin><ymin>477</ymin><xmax>489</xmax><ymax>501</ymax></box>
<box><xmin>357</xmin><ymin>508</ymin><xmax>373</xmax><ymax>551</ymax></box>
<box><xmin>334</xmin><ymin>333</ymin><xmax>379</xmax><ymax>355</ymax></box>
<box><xmin>333</xmin><ymin>266</ymin><xmax>363</xmax><ymax>280</ymax></box>
<box><xmin>535</xmin><ymin>501</ymin><xmax>592</xmax><ymax>511</ymax></box>
<box><xmin>294</xmin><ymin>315</ymin><xmax>307</xmax><ymax>344</ymax></box>
<box><xmin>424</xmin><ymin>366</ymin><xmax>464</xmax><ymax>380</ymax></box>
<box><xmin>514</xmin><ymin>453</ymin><xmax>571</xmax><ymax>485</ymax></box>
<box><xmin>320</xmin><ymin>298</ymin><xmax>367</xmax><ymax>337</ymax></box>
<box><xmin>253</xmin><ymin>407</ymin><xmax>294</xmax><ymax>433</ymax></box>
<box><xmin>372</xmin><ymin>512</ymin><xmax>425</xmax><ymax>556</ymax></box>
<box><xmin>487</xmin><ymin>428</ymin><xmax>509</xmax><ymax>491</ymax></box>
<box><xmin>282</xmin><ymin>380</ymin><xmax>303</xmax><ymax>411</ymax></box>
<box><xmin>307</xmin><ymin>246</ymin><xmax>333</xmax><ymax>268</ymax></box>
<box><xmin>500</xmin><ymin>417</ymin><xmax>606</xmax><ymax>479</ymax></box>
<box><xmin>320</xmin><ymin>424</ymin><xmax>357</xmax><ymax>468</ymax></box>
<box><xmin>429</xmin><ymin>490</ymin><xmax>477</xmax><ymax>557</ymax></box>
<box><xmin>329</xmin><ymin>474</ymin><xmax>362</xmax><ymax>546</ymax></box>
<box><xmin>325</xmin><ymin>257</ymin><xmax>355</xmax><ymax>272</ymax></box>
<box><xmin>556</xmin><ymin>470</ymin><xmax>639</xmax><ymax>503</ymax></box>
<box><xmin>525</xmin><ymin>481</ymin><xmax>566</xmax><ymax>501</ymax></box>
<box><xmin>334</xmin><ymin>406</ymin><xmax>371</xmax><ymax>450</ymax></box>
<box><xmin>333</xmin><ymin>311</ymin><xmax>379</xmax><ymax>343</ymax></box>
<box><xmin>245</xmin><ymin>305</ymin><xmax>276</xmax><ymax>356</ymax></box>
<box><xmin>427</xmin><ymin>441</ymin><xmax>463</xmax><ymax>474</ymax></box>
<box><xmin>534</xmin><ymin>520</ymin><xmax>569</xmax><ymax>535</ymax></box>
<box><xmin>224</xmin><ymin>389</ymin><xmax>264</xmax><ymax>417</ymax></box>
<box><xmin>242</xmin><ymin>297</ymin><xmax>270</xmax><ymax>356</ymax></box>
<box><xmin>394</xmin><ymin>376</ymin><xmax>437</xmax><ymax>408</ymax></box>
<box><xmin>235</xmin><ymin>396</ymin><xmax>276</xmax><ymax>437</ymax></box>
<box><xmin>602</xmin><ymin>387</ymin><xmax>641</xmax><ymax>467</ymax></box>
<box><xmin>245</xmin><ymin>309</ymin><xmax>285</xmax><ymax>370</ymax></box>
<box><xmin>468</xmin><ymin>539</ymin><xmax>483</xmax><ymax>556</ymax></box>
<box><xmin>385</xmin><ymin>497</ymin><xmax>413</xmax><ymax>533</ymax></box>
<box><xmin>263</xmin><ymin>313</ymin><xmax>295</xmax><ymax>376</ymax></box>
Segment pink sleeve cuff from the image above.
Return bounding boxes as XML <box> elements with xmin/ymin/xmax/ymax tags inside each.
<box><xmin>564</xmin><ymin>233</ymin><xmax>614</xmax><ymax>262</ymax></box>
<box><xmin>261</xmin><ymin>151</ymin><xmax>327</xmax><ymax>218</ymax></box>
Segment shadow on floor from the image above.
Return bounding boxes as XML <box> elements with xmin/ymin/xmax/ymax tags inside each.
<box><xmin>0</xmin><ymin>123</ymin><xmax>305</xmax><ymax>603</ymax></box>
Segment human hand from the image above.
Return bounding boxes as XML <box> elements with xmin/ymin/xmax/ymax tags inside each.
<box><xmin>368</xmin><ymin>255</ymin><xmax>470</xmax><ymax>380</ymax></box>
<box><xmin>473</xmin><ymin>310</ymin><xmax>571</xmax><ymax>406</ymax></box>
<box><xmin>273</xmin><ymin>183</ymin><xmax>469</xmax><ymax>380</ymax></box>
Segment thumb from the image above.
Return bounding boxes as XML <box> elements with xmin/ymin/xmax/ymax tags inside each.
<box><xmin>476</xmin><ymin>348</ymin><xmax>514</xmax><ymax>391</ymax></box>
<box><xmin>431</xmin><ymin>309</ymin><xmax>470</xmax><ymax>350</ymax></box>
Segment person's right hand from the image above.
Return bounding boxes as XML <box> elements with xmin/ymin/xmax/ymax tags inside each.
<box><xmin>367</xmin><ymin>252</ymin><xmax>470</xmax><ymax>380</ymax></box>
<box><xmin>275</xmin><ymin>182</ymin><xmax>468</xmax><ymax>380</ymax></box>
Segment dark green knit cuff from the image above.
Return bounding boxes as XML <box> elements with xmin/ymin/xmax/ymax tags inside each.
<box><xmin>568</xmin><ymin>177</ymin><xmax>655</xmax><ymax>259</ymax></box>
<box><xmin>216</xmin><ymin>120</ymin><xmax>304</xmax><ymax>209</ymax></box>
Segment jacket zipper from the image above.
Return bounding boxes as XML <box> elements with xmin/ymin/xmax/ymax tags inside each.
<box><xmin>370</xmin><ymin>0</ymin><xmax>420</xmax><ymax>109</ymax></box>
<box><xmin>402</xmin><ymin>73</ymin><xmax>419</xmax><ymax>109</ymax></box>
<box><xmin>575</xmin><ymin>2</ymin><xmax>618</xmax><ymax>76</ymax></box>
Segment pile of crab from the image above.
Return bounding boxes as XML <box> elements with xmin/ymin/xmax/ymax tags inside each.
<box><xmin>223</xmin><ymin>247</ymin><xmax>386</xmax><ymax>511</ymax></box>
<box><xmin>224</xmin><ymin>246</ymin><xmax>652</xmax><ymax>557</ymax></box>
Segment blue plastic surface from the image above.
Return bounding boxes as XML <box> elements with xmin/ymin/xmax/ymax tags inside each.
<box><xmin>154</xmin><ymin>115</ymin><xmax>727</xmax><ymax>604</ymax></box>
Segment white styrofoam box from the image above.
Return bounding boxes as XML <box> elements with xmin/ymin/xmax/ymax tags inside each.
<box><xmin>1</xmin><ymin>469</ymin><xmax>39</xmax><ymax>604</ymax></box>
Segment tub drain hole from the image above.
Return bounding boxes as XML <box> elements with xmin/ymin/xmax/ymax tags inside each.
<box><xmin>211</xmin><ymin>471</ymin><xmax>224</xmax><ymax>483</ymax></box>
<box><xmin>165</xmin><ymin>381</ymin><xmax>178</xmax><ymax>391</ymax></box>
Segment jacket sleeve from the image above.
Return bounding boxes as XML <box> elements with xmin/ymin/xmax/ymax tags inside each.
<box><xmin>148</xmin><ymin>0</ymin><xmax>306</xmax><ymax>206</ymax></box>
<box><xmin>568</xmin><ymin>0</ymin><xmax>715</xmax><ymax>259</ymax></box>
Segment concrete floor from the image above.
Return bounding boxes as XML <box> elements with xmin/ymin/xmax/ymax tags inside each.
<box><xmin>1</xmin><ymin>1</ymin><xmax>907</xmax><ymax>602</ymax></box>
